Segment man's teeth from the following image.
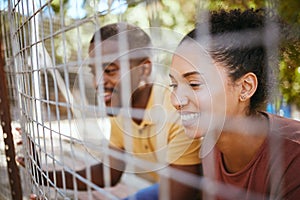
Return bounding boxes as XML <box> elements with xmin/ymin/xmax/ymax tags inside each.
<box><xmin>181</xmin><ymin>113</ymin><xmax>200</xmax><ymax>121</ymax></box>
<box><xmin>98</xmin><ymin>92</ymin><xmax>111</xmax><ymax>97</ymax></box>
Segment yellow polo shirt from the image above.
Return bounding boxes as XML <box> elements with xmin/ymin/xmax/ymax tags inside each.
<box><xmin>109</xmin><ymin>81</ymin><xmax>201</xmax><ymax>182</ymax></box>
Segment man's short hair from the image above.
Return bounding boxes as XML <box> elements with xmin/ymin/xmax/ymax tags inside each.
<box><xmin>90</xmin><ymin>22</ymin><xmax>152</xmax><ymax>59</ymax></box>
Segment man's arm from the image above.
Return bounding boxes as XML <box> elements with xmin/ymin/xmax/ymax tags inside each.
<box><xmin>25</xmin><ymin>143</ymin><xmax>125</xmax><ymax>190</ymax></box>
<box><xmin>45</xmin><ymin>154</ymin><xmax>125</xmax><ymax>190</ymax></box>
<box><xmin>45</xmin><ymin>146</ymin><xmax>125</xmax><ymax>190</ymax></box>
<box><xmin>167</xmin><ymin>164</ymin><xmax>202</xmax><ymax>200</ymax></box>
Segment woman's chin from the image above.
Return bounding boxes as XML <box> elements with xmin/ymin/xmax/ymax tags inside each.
<box><xmin>184</xmin><ymin>126</ymin><xmax>204</xmax><ymax>139</ymax></box>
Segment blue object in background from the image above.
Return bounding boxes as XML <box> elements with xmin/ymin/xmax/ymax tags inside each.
<box><xmin>266</xmin><ymin>99</ymin><xmax>291</xmax><ymax>118</ymax></box>
<box><xmin>279</xmin><ymin>99</ymin><xmax>291</xmax><ymax>118</ymax></box>
<box><xmin>266</xmin><ymin>103</ymin><xmax>276</xmax><ymax>115</ymax></box>
<box><xmin>123</xmin><ymin>183</ymin><xmax>159</xmax><ymax>200</ymax></box>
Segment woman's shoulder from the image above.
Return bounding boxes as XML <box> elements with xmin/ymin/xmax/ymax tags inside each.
<box><xmin>266</xmin><ymin>112</ymin><xmax>300</xmax><ymax>144</ymax></box>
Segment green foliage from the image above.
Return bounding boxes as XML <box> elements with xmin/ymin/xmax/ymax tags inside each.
<box><xmin>276</xmin><ymin>0</ymin><xmax>300</xmax><ymax>108</ymax></box>
<box><xmin>280</xmin><ymin>40</ymin><xmax>300</xmax><ymax>109</ymax></box>
<box><xmin>278</xmin><ymin>0</ymin><xmax>300</xmax><ymax>24</ymax></box>
<box><xmin>208</xmin><ymin>0</ymin><xmax>264</xmax><ymax>10</ymax></box>
<box><xmin>51</xmin><ymin>0</ymin><xmax>69</xmax><ymax>13</ymax></box>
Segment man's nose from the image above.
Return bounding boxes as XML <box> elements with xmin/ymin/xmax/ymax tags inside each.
<box><xmin>93</xmin><ymin>75</ymin><xmax>105</xmax><ymax>91</ymax></box>
<box><xmin>102</xmin><ymin>72</ymin><xmax>110</xmax><ymax>83</ymax></box>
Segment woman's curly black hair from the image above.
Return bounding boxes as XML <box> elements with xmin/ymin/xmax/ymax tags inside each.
<box><xmin>183</xmin><ymin>9</ymin><xmax>278</xmax><ymax>115</ymax></box>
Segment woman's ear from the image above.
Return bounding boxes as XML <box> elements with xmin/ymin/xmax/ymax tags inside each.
<box><xmin>239</xmin><ymin>72</ymin><xmax>257</xmax><ymax>102</ymax></box>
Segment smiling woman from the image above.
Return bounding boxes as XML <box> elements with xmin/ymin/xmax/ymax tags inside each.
<box><xmin>170</xmin><ymin>9</ymin><xmax>300</xmax><ymax>199</ymax></box>
<box><xmin>169</xmin><ymin>41</ymin><xmax>226</xmax><ymax>141</ymax></box>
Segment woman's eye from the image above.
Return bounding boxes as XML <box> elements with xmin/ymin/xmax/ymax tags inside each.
<box><xmin>189</xmin><ymin>82</ymin><xmax>202</xmax><ymax>88</ymax></box>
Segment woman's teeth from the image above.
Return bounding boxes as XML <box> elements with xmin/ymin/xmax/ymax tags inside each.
<box><xmin>181</xmin><ymin>113</ymin><xmax>201</xmax><ymax>121</ymax></box>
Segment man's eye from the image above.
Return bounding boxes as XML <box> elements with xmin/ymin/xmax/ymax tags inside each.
<box><xmin>88</xmin><ymin>65</ymin><xmax>95</xmax><ymax>75</ymax></box>
<box><xmin>90</xmin><ymin>69</ymin><xmax>95</xmax><ymax>75</ymax></box>
<box><xmin>104</xmin><ymin>68</ymin><xmax>119</xmax><ymax>75</ymax></box>
<box><xmin>169</xmin><ymin>83</ymin><xmax>177</xmax><ymax>88</ymax></box>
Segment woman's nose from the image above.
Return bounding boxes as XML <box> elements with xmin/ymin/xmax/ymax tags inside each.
<box><xmin>171</xmin><ymin>92</ymin><xmax>188</xmax><ymax>110</ymax></box>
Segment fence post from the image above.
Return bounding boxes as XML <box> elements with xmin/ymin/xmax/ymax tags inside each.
<box><xmin>0</xmin><ymin>35</ymin><xmax>23</xmax><ymax>200</ymax></box>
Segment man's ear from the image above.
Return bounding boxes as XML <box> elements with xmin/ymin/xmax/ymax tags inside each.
<box><xmin>239</xmin><ymin>72</ymin><xmax>257</xmax><ymax>102</ymax></box>
<box><xmin>141</xmin><ymin>59</ymin><xmax>152</xmax><ymax>76</ymax></box>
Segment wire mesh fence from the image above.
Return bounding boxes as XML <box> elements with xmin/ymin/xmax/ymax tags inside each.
<box><xmin>1</xmin><ymin>1</ymin><xmax>191</xmax><ymax>199</ymax></box>
<box><xmin>1</xmin><ymin>0</ymin><xmax>300</xmax><ymax>200</ymax></box>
